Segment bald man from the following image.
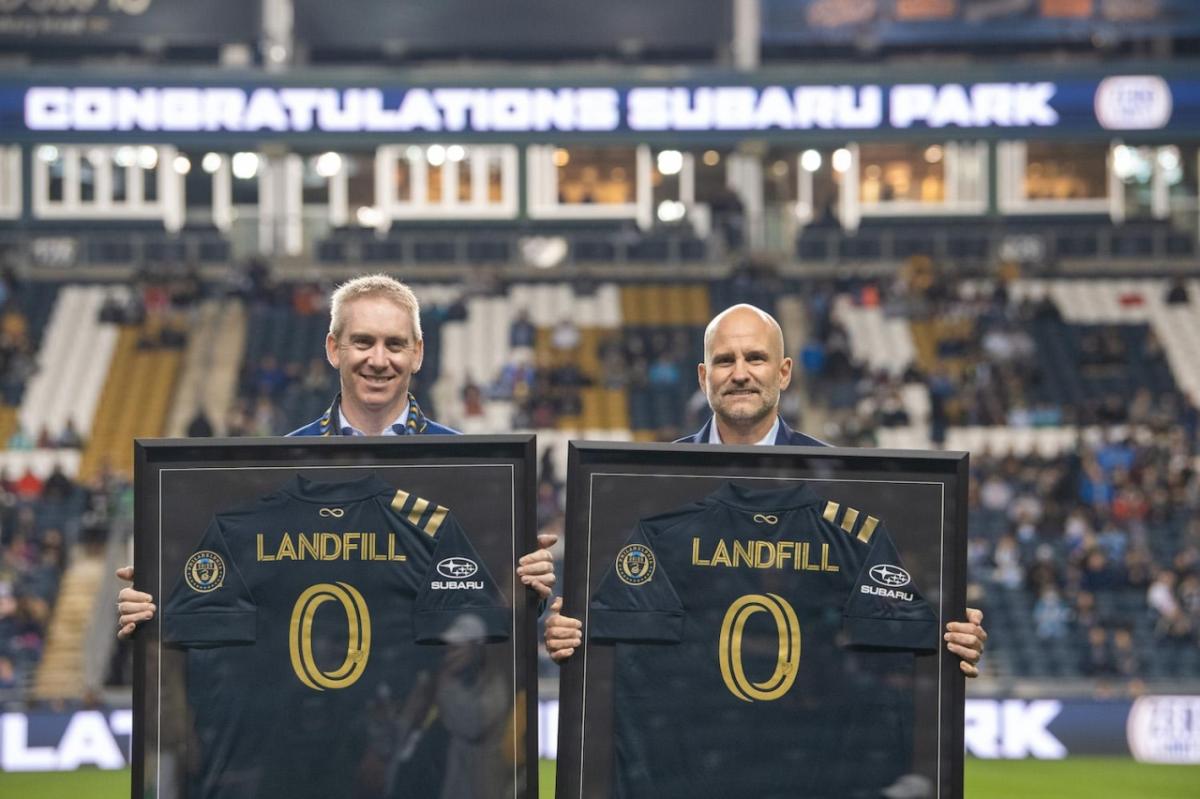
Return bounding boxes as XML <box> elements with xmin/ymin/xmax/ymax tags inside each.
<box><xmin>679</xmin><ymin>303</ymin><xmax>825</xmax><ymax>446</ymax></box>
<box><xmin>544</xmin><ymin>304</ymin><xmax>988</xmax><ymax>675</ymax></box>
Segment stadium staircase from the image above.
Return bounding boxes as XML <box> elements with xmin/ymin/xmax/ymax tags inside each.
<box><xmin>31</xmin><ymin>548</ymin><xmax>106</xmax><ymax>700</ymax></box>
<box><xmin>80</xmin><ymin>325</ymin><xmax>183</xmax><ymax>480</ymax></box>
<box><xmin>18</xmin><ymin>286</ymin><xmax>120</xmax><ymax>459</ymax></box>
<box><xmin>0</xmin><ymin>404</ymin><xmax>17</xmax><ymax>447</ymax></box>
<box><xmin>165</xmin><ymin>299</ymin><xmax>247</xmax><ymax>436</ymax></box>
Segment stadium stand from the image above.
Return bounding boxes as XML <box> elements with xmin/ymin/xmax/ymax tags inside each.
<box><xmin>0</xmin><ymin>269</ymin><xmax>1195</xmax><ymax>699</ymax></box>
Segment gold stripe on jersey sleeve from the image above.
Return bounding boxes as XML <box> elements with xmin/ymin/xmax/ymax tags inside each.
<box><xmin>840</xmin><ymin>507</ymin><xmax>860</xmax><ymax>534</ymax></box>
<box><xmin>408</xmin><ymin>497</ymin><xmax>430</xmax><ymax>526</ymax></box>
<box><xmin>391</xmin><ymin>490</ymin><xmax>410</xmax><ymax>514</ymax></box>
<box><xmin>822</xmin><ymin>501</ymin><xmax>840</xmax><ymax>523</ymax></box>
<box><xmin>858</xmin><ymin>516</ymin><xmax>879</xmax><ymax>544</ymax></box>
<box><xmin>425</xmin><ymin>506</ymin><xmax>449</xmax><ymax>536</ymax></box>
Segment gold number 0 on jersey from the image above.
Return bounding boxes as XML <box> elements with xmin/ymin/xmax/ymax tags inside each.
<box><xmin>718</xmin><ymin>593</ymin><xmax>801</xmax><ymax>702</ymax></box>
<box><xmin>289</xmin><ymin>582</ymin><xmax>372</xmax><ymax>691</ymax></box>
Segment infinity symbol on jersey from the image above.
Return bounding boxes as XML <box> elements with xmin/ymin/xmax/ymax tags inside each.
<box><xmin>752</xmin><ymin>514</ymin><xmax>778</xmax><ymax>524</ymax></box>
<box><xmin>319</xmin><ymin>508</ymin><xmax>345</xmax><ymax>518</ymax></box>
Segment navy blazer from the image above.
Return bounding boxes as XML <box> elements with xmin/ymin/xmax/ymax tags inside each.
<box><xmin>676</xmin><ymin>416</ymin><xmax>827</xmax><ymax>447</ymax></box>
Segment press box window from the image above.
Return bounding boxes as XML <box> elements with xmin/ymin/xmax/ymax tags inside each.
<box><xmin>999</xmin><ymin>141</ymin><xmax>1110</xmax><ymax>215</ymax></box>
<box><xmin>374</xmin><ymin>144</ymin><xmax>517</xmax><ymax>223</ymax></box>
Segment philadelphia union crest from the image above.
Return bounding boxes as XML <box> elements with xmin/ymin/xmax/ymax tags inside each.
<box><xmin>615</xmin><ymin>544</ymin><xmax>655</xmax><ymax>586</ymax></box>
<box><xmin>184</xmin><ymin>551</ymin><xmax>225</xmax><ymax>593</ymax></box>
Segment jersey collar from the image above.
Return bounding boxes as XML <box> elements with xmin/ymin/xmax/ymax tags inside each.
<box><xmin>283</xmin><ymin>473</ymin><xmax>392</xmax><ymax>503</ymax></box>
<box><xmin>709</xmin><ymin>481</ymin><xmax>822</xmax><ymax>511</ymax></box>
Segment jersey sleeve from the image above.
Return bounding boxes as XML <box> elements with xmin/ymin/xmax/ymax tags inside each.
<box><xmin>588</xmin><ymin>523</ymin><xmax>684</xmax><ymax>643</ymax></box>
<box><xmin>413</xmin><ymin>511</ymin><xmax>511</xmax><ymax>644</ymax></box>
<box><xmin>162</xmin><ymin>517</ymin><xmax>257</xmax><ymax>647</ymax></box>
<box><xmin>842</xmin><ymin>522</ymin><xmax>939</xmax><ymax>652</ymax></box>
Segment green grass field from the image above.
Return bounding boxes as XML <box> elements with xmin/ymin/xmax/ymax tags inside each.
<box><xmin>3</xmin><ymin>758</ymin><xmax>1197</xmax><ymax>798</ymax></box>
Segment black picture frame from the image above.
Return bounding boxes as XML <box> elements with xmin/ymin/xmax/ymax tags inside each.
<box><xmin>555</xmin><ymin>441</ymin><xmax>968</xmax><ymax>799</ymax></box>
<box><xmin>131</xmin><ymin>435</ymin><xmax>538</xmax><ymax>799</ymax></box>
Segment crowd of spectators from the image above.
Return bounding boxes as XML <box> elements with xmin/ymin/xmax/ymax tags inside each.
<box><xmin>792</xmin><ymin>271</ymin><xmax>1200</xmax><ymax>682</ymax></box>
<box><xmin>98</xmin><ymin>265</ymin><xmax>207</xmax><ymax>350</ymax></box>
<box><xmin>799</xmin><ymin>272</ymin><xmax>1197</xmax><ymax>446</ymax></box>
<box><xmin>967</xmin><ymin>430</ymin><xmax>1200</xmax><ymax>681</ymax></box>
<box><xmin>0</xmin><ymin>462</ymin><xmax>130</xmax><ymax>696</ymax></box>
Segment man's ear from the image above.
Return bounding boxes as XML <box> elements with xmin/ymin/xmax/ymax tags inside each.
<box><xmin>779</xmin><ymin>357</ymin><xmax>793</xmax><ymax>391</ymax></box>
<box><xmin>697</xmin><ymin>362</ymin><xmax>707</xmax><ymax>391</ymax></box>
<box><xmin>413</xmin><ymin>338</ymin><xmax>425</xmax><ymax>373</ymax></box>
<box><xmin>326</xmin><ymin>333</ymin><xmax>339</xmax><ymax>368</ymax></box>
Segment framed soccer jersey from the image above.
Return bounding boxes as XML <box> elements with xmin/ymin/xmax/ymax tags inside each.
<box><xmin>132</xmin><ymin>436</ymin><xmax>538</xmax><ymax>799</ymax></box>
<box><xmin>556</xmin><ymin>442</ymin><xmax>968</xmax><ymax>799</ymax></box>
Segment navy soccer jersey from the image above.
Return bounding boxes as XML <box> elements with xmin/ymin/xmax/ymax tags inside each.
<box><xmin>163</xmin><ymin>474</ymin><xmax>510</xmax><ymax>799</ymax></box>
<box><xmin>589</xmin><ymin>482</ymin><xmax>939</xmax><ymax>799</ymax></box>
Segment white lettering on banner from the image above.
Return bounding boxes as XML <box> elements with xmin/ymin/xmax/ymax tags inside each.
<box><xmin>203</xmin><ymin>89</ymin><xmax>246</xmax><ymax>131</ymax></box>
<box><xmin>113</xmin><ymin>87</ymin><xmax>158</xmax><ymax>131</ymax></box>
<box><xmin>25</xmin><ymin>83</ymin><xmax>1062</xmax><ymax>134</ymax></box>
<box><xmin>314</xmin><ymin>89</ymin><xmax>354</xmax><ymax>131</ymax></box>
<box><xmin>1</xmin><ymin>714</ymin><xmax>55</xmax><ymax>771</ymax></box>
<box><xmin>626</xmin><ymin>88</ymin><xmax>669</xmax><ymax>130</ymax></box>
<box><xmin>891</xmin><ymin>83</ymin><xmax>1059</xmax><ymax>128</ymax></box>
<box><xmin>964</xmin><ymin>700</ymin><xmax>1067</xmax><ymax>759</ymax></box>
<box><xmin>432</xmin><ymin>88</ymin><xmax>472</xmax><ymax>130</ymax></box>
<box><xmin>73</xmin><ymin>87</ymin><xmax>111</xmax><ymax>130</ymax></box>
<box><xmin>56</xmin><ymin>712</ymin><xmax>124</xmax><ymax>770</ymax></box>
<box><xmin>629</xmin><ymin>85</ymin><xmax>883</xmax><ymax>131</ymax></box>
<box><xmin>0</xmin><ymin>711</ymin><xmax>130</xmax><ymax>771</ymax></box>
<box><xmin>278</xmin><ymin>89</ymin><xmax>322</xmax><ymax>132</ymax></box>
<box><xmin>25</xmin><ymin>86</ymin><xmax>619</xmax><ymax>133</ymax></box>
<box><xmin>25</xmin><ymin>87</ymin><xmax>69</xmax><ymax>129</ymax></box>
<box><xmin>398</xmin><ymin>88</ymin><xmax>443</xmax><ymax>131</ymax></box>
<box><xmin>161</xmin><ymin>88</ymin><xmax>203</xmax><ymax>132</ymax></box>
<box><xmin>576</xmin><ymin>88</ymin><xmax>621</xmax><ymax>131</ymax></box>
<box><xmin>244</xmin><ymin>88</ymin><xmax>289</xmax><ymax>132</ymax></box>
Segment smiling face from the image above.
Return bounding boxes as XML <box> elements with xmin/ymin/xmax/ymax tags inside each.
<box><xmin>699</xmin><ymin>305</ymin><xmax>792</xmax><ymax>443</ymax></box>
<box><xmin>326</xmin><ymin>295</ymin><xmax>424</xmax><ymax>432</ymax></box>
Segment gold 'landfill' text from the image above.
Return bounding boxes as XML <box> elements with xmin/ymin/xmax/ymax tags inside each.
<box><xmin>692</xmin><ymin>537</ymin><xmax>839</xmax><ymax>572</ymax></box>
<box><xmin>257</xmin><ymin>532</ymin><xmax>407</xmax><ymax>562</ymax></box>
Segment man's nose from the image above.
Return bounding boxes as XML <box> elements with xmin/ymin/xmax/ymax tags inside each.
<box><xmin>366</xmin><ymin>343</ymin><xmax>389</xmax><ymax>367</ymax></box>
<box><xmin>730</xmin><ymin>358</ymin><xmax>750</xmax><ymax>381</ymax></box>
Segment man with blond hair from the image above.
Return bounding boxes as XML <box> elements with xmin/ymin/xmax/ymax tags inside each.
<box><xmin>288</xmin><ymin>273</ymin><xmax>454</xmax><ymax>436</ymax></box>
<box><xmin>117</xmin><ymin>273</ymin><xmax>556</xmax><ymax>636</ymax></box>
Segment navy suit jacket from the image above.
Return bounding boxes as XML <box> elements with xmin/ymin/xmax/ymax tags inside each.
<box><xmin>676</xmin><ymin>416</ymin><xmax>827</xmax><ymax>447</ymax></box>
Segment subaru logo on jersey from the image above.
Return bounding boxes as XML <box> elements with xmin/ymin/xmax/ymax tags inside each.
<box><xmin>869</xmin><ymin>564</ymin><xmax>911</xmax><ymax>587</ymax></box>
<box><xmin>437</xmin><ymin>557</ymin><xmax>479</xmax><ymax>579</ymax></box>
